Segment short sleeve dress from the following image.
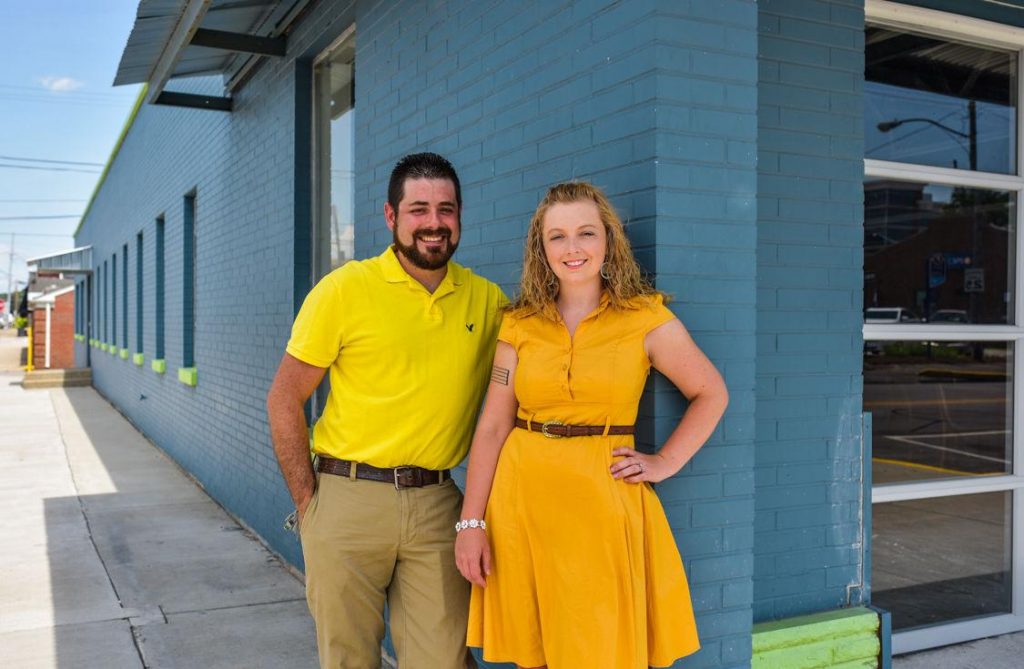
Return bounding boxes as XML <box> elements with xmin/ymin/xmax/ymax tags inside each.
<box><xmin>467</xmin><ymin>293</ymin><xmax>700</xmax><ymax>669</ymax></box>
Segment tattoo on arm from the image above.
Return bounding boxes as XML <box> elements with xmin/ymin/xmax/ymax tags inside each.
<box><xmin>491</xmin><ymin>366</ymin><xmax>510</xmax><ymax>386</ymax></box>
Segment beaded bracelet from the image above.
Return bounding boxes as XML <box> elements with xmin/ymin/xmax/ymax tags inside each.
<box><xmin>455</xmin><ymin>518</ymin><xmax>487</xmax><ymax>533</ymax></box>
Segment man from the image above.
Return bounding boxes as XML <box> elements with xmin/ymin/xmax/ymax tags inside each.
<box><xmin>267</xmin><ymin>153</ymin><xmax>505</xmax><ymax>668</ymax></box>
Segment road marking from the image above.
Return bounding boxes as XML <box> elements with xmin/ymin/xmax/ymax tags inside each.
<box><xmin>864</xmin><ymin>398</ymin><xmax>1005</xmax><ymax>408</ymax></box>
<box><xmin>883</xmin><ymin>432</ymin><xmax>1010</xmax><ymax>465</ymax></box>
<box><xmin>872</xmin><ymin>457</ymin><xmax>1001</xmax><ymax>477</ymax></box>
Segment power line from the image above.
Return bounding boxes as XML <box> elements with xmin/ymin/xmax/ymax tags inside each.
<box><xmin>0</xmin><ymin>83</ymin><xmax>135</xmax><ymax>99</ymax></box>
<box><xmin>0</xmin><ymin>199</ymin><xmax>86</xmax><ymax>203</ymax></box>
<box><xmin>0</xmin><ymin>232</ymin><xmax>71</xmax><ymax>238</ymax></box>
<box><xmin>0</xmin><ymin>155</ymin><xmax>104</xmax><ymax>167</ymax></box>
<box><xmin>0</xmin><ymin>164</ymin><xmax>100</xmax><ymax>174</ymax></box>
<box><xmin>0</xmin><ymin>215</ymin><xmax>81</xmax><ymax>221</ymax></box>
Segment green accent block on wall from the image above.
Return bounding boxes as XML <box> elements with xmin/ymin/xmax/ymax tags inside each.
<box><xmin>133</xmin><ymin>353</ymin><xmax>144</xmax><ymax>366</ymax></box>
<box><xmin>100</xmin><ymin>343</ymin><xmax>108</xmax><ymax>352</ymax></box>
<box><xmin>119</xmin><ymin>348</ymin><xmax>129</xmax><ymax>359</ymax></box>
<box><xmin>178</xmin><ymin>367</ymin><xmax>197</xmax><ymax>387</ymax></box>
<box><xmin>151</xmin><ymin>359</ymin><xmax>166</xmax><ymax>374</ymax></box>
<box><xmin>752</xmin><ymin>607</ymin><xmax>879</xmax><ymax>669</ymax></box>
<box><xmin>108</xmin><ymin>345</ymin><xmax>117</xmax><ymax>356</ymax></box>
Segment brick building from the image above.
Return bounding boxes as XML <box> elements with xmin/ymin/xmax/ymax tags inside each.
<box><xmin>39</xmin><ymin>0</ymin><xmax>1024</xmax><ymax>665</ymax></box>
<box><xmin>29</xmin><ymin>284</ymin><xmax>75</xmax><ymax>370</ymax></box>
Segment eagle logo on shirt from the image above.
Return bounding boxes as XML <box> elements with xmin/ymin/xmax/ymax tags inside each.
<box><xmin>466</xmin><ymin>323</ymin><xmax>475</xmax><ymax>332</ymax></box>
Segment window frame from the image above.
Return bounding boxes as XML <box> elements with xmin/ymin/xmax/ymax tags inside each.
<box><xmin>866</xmin><ymin>0</ymin><xmax>1024</xmax><ymax>654</ymax></box>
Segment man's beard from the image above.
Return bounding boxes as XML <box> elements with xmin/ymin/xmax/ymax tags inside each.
<box><xmin>393</xmin><ymin>226</ymin><xmax>459</xmax><ymax>270</ymax></box>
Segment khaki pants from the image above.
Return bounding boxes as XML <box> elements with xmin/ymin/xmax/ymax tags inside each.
<box><xmin>300</xmin><ymin>472</ymin><xmax>471</xmax><ymax>669</ymax></box>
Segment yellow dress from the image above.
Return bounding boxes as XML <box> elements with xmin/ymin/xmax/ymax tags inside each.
<box><xmin>467</xmin><ymin>294</ymin><xmax>700</xmax><ymax>668</ymax></box>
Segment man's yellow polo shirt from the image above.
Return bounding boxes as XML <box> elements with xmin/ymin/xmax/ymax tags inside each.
<box><xmin>286</xmin><ymin>246</ymin><xmax>507</xmax><ymax>470</ymax></box>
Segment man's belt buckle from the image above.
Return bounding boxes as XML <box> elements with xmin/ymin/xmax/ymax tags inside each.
<box><xmin>394</xmin><ymin>466</ymin><xmax>418</xmax><ymax>489</ymax></box>
<box><xmin>541</xmin><ymin>420</ymin><xmax>564</xmax><ymax>439</ymax></box>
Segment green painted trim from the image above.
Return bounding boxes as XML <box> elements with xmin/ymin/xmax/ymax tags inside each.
<box><xmin>108</xmin><ymin>345</ymin><xmax>118</xmax><ymax>356</ymax></box>
<box><xmin>151</xmin><ymin>358</ymin><xmax>166</xmax><ymax>374</ymax></box>
<box><xmin>177</xmin><ymin>366</ymin><xmax>197</xmax><ymax>386</ymax></box>
<box><xmin>752</xmin><ymin>607</ymin><xmax>879</xmax><ymax>669</ymax></box>
<box><xmin>119</xmin><ymin>348</ymin><xmax>129</xmax><ymax>359</ymax></box>
<box><xmin>99</xmin><ymin>343</ymin><xmax>107</xmax><ymax>352</ymax></box>
<box><xmin>133</xmin><ymin>352</ymin><xmax>144</xmax><ymax>366</ymax></box>
<box><xmin>75</xmin><ymin>84</ymin><xmax>147</xmax><ymax>237</ymax></box>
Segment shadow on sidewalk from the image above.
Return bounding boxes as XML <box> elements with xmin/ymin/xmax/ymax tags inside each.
<box><xmin>44</xmin><ymin>388</ymin><xmax>317</xmax><ymax>668</ymax></box>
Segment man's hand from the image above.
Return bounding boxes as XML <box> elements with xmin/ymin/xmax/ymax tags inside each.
<box><xmin>296</xmin><ymin>489</ymin><xmax>314</xmax><ymax>527</ymax></box>
<box><xmin>455</xmin><ymin>528</ymin><xmax>491</xmax><ymax>587</ymax></box>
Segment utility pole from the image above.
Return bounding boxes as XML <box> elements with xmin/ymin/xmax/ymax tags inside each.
<box><xmin>5</xmin><ymin>233</ymin><xmax>12</xmax><ymax>322</ymax></box>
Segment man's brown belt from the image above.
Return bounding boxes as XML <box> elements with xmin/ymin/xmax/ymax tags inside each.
<box><xmin>316</xmin><ymin>456</ymin><xmax>450</xmax><ymax>489</ymax></box>
<box><xmin>514</xmin><ymin>417</ymin><xmax>635</xmax><ymax>439</ymax></box>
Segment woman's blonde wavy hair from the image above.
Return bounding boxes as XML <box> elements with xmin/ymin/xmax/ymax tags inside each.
<box><xmin>508</xmin><ymin>181</ymin><xmax>666</xmax><ymax>319</ymax></box>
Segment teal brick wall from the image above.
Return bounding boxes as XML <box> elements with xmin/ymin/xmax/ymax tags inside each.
<box><xmin>754</xmin><ymin>0</ymin><xmax>866</xmax><ymax>621</ymax></box>
<box><xmin>75</xmin><ymin>0</ymin><xmax>881</xmax><ymax>666</ymax></box>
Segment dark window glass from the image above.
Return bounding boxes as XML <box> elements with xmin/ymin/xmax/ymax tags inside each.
<box><xmin>867</xmin><ymin>340</ymin><xmax>1012</xmax><ymax>484</ymax></box>
<box><xmin>864</xmin><ymin>179</ymin><xmax>1015</xmax><ymax>324</ymax></box>
<box><xmin>866</xmin><ymin>26</ymin><xmax>1016</xmax><ymax>173</ymax></box>
<box><xmin>136</xmin><ymin>232</ymin><xmax>143</xmax><ymax>354</ymax></box>
<box><xmin>156</xmin><ymin>216</ymin><xmax>165</xmax><ymax>360</ymax></box>
<box><xmin>183</xmin><ymin>194</ymin><xmax>196</xmax><ymax>368</ymax></box>
<box><xmin>122</xmin><ymin>243</ymin><xmax>128</xmax><ymax>350</ymax></box>
<box><xmin>873</xmin><ymin>491</ymin><xmax>1012</xmax><ymax>630</ymax></box>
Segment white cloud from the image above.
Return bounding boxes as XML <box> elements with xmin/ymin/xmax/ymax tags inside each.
<box><xmin>38</xmin><ymin>76</ymin><xmax>85</xmax><ymax>92</ymax></box>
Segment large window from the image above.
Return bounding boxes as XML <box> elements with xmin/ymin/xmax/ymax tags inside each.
<box><xmin>865</xmin><ymin>2</ymin><xmax>1024</xmax><ymax>654</ymax></box>
<box><xmin>313</xmin><ymin>27</ymin><xmax>355</xmax><ymax>278</ymax></box>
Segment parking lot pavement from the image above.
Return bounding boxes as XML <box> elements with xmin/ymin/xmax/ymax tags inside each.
<box><xmin>894</xmin><ymin>630</ymin><xmax>1024</xmax><ymax>668</ymax></box>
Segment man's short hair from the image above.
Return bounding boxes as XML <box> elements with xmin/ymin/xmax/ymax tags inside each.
<box><xmin>387</xmin><ymin>153</ymin><xmax>462</xmax><ymax>211</ymax></box>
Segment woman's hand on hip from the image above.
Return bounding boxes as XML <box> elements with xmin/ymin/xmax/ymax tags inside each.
<box><xmin>610</xmin><ymin>448</ymin><xmax>677</xmax><ymax>484</ymax></box>
<box><xmin>455</xmin><ymin>528</ymin><xmax>491</xmax><ymax>588</ymax></box>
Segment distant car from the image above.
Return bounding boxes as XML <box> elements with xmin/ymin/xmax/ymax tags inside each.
<box><xmin>864</xmin><ymin>307</ymin><xmax>921</xmax><ymax>323</ymax></box>
<box><xmin>928</xmin><ymin>309</ymin><xmax>969</xmax><ymax>324</ymax></box>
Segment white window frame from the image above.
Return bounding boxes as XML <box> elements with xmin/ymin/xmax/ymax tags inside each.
<box><xmin>866</xmin><ymin>0</ymin><xmax>1024</xmax><ymax>655</ymax></box>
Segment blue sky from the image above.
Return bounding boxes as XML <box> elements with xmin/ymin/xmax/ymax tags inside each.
<box><xmin>0</xmin><ymin>0</ymin><xmax>142</xmax><ymax>288</ymax></box>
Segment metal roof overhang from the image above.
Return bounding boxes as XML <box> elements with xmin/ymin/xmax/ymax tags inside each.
<box><xmin>114</xmin><ymin>0</ymin><xmax>311</xmax><ymax>111</ymax></box>
<box><xmin>26</xmin><ymin>246</ymin><xmax>94</xmax><ymax>275</ymax></box>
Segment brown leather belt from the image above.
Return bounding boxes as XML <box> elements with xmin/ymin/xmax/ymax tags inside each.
<box><xmin>514</xmin><ymin>417</ymin><xmax>635</xmax><ymax>439</ymax></box>
<box><xmin>316</xmin><ymin>456</ymin><xmax>450</xmax><ymax>489</ymax></box>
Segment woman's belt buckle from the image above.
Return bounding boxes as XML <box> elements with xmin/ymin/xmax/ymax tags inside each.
<box><xmin>541</xmin><ymin>420</ymin><xmax>564</xmax><ymax>438</ymax></box>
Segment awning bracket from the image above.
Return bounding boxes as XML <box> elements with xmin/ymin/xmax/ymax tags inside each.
<box><xmin>190</xmin><ymin>28</ymin><xmax>286</xmax><ymax>57</ymax></box>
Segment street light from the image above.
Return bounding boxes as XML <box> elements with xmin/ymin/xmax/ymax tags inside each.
<box><xmin>876</xmin><ymin>100</ymin><xmax>977</xmax><ymax>170</ymax></box>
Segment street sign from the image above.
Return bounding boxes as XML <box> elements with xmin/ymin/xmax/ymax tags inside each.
<box><xmin>928</xmin><ymin>253</ymin><xmax>947</xmax><ymax>288</ymax></box>
<box><xmin>964</xmin><ymin>268</ymin><xmax>985</xmax><ymax>293</ymax></box>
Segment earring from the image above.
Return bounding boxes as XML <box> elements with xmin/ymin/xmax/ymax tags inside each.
<box><xmin>600</xmin><ymin>262</ymin><xmax>611</xmax><ymax>280</ymax></box>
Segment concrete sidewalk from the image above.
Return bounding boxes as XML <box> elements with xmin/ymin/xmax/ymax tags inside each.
<box><xmin>0</xmin><ymin>332</ymin><xmax>318</xmax><ymax>668</ymax></box>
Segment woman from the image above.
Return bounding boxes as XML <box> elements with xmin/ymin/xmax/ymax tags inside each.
<box><xmin>456</xmin><ymin>182</ymin><xmax>729</xmax><ymax>669</ymax></box>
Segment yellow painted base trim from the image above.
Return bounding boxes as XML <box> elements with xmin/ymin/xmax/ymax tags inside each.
<box><xmin>119</xmin><ymin>348</ymin><xmax>129</xmax><ymax>360</ymax></box>
<box><xmin>133</xmin><ymin>353</ymin><xmax>144</xmax><ymax>366</ymax></box>
<box><xmin>177</xmin><ymin>367</ymin><xmax>197</xmax><ymax>387</ymax></box>
<box><xmin>151</xmin><ymin>359</ymin><xmax>166</xmax><ymax>374</ymax></box>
